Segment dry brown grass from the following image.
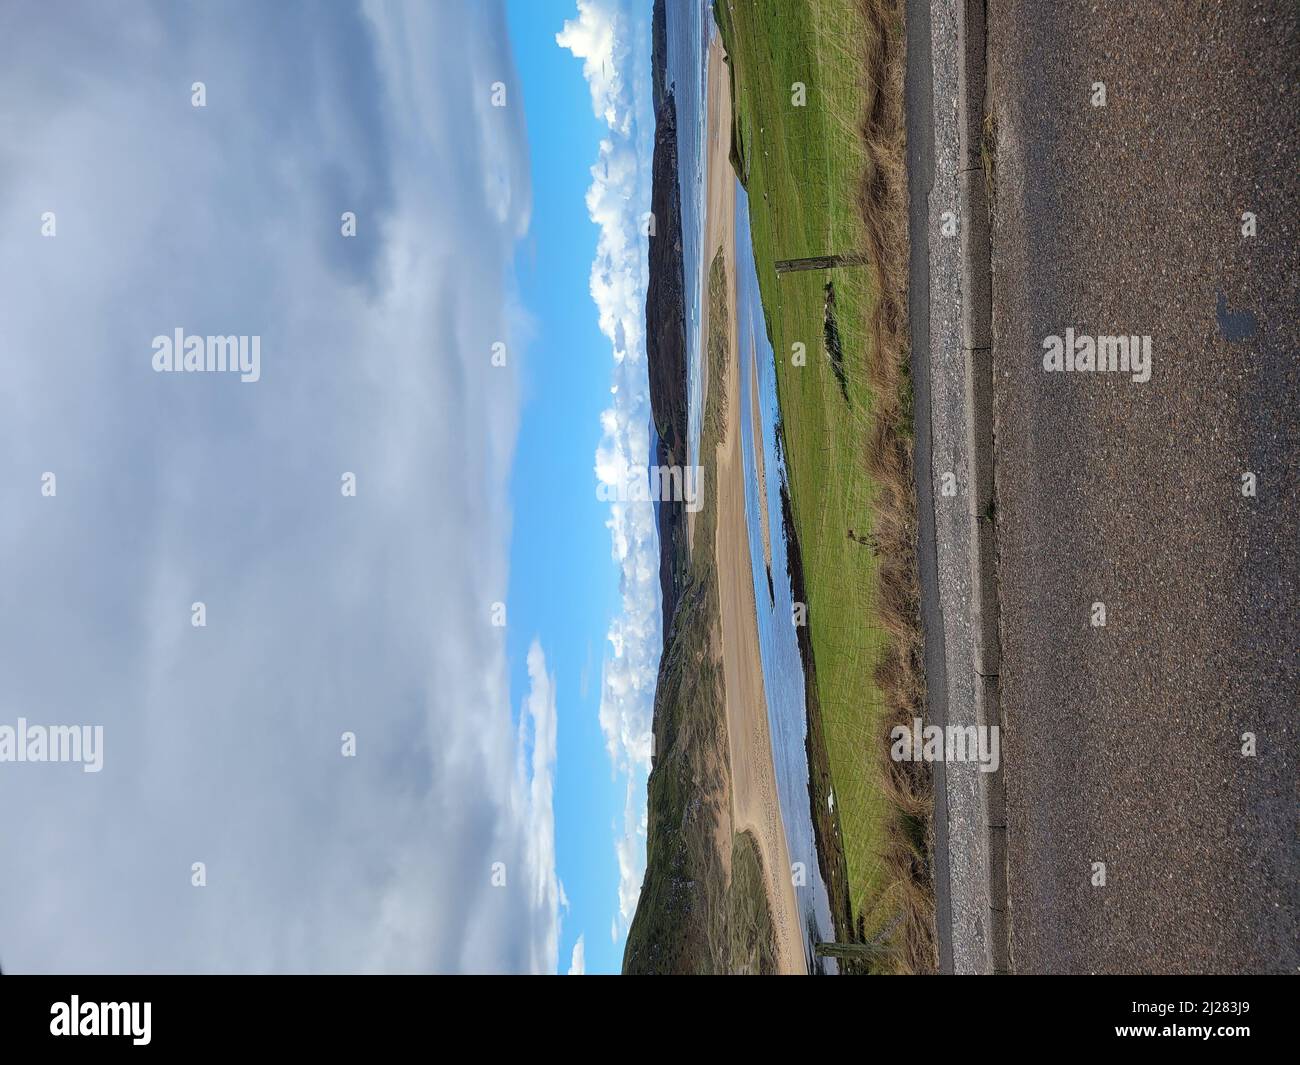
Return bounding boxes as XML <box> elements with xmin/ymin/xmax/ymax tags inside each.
<box><xmin>855</xmin><ymin>0</ymin><xmax>938</xmax><ymax>974</ymax></box>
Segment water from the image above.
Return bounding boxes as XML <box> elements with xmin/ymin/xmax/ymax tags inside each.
<box><xmin>664</xmin><ymin>0</ymin><xmax>707</xmax><ymax>469</ymax></box>
<box><xmin>665</xmin><ymin>0</ymin><xmax>838</xmax><ymax>973</ymax></box>
<box><xmin>733</xmin><ymin>184</ymin><xmax>838</xmax><ymax>975</ymax></box>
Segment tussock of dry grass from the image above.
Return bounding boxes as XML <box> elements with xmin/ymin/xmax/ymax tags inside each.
<box><xmin>854</xmin><ymin>0</ymin><xmax>937</xmax><ymax>974</ymax></box>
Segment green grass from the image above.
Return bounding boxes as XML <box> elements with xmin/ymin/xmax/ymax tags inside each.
<box><xmin>728</xmin><ymin>830</ymin><xmax>779</xmax><ymax>974</ymax></box>
<box><xmin>714</xmin><ymin>0</ymin><xmax>897</xmax><ymax>934</ymax></box>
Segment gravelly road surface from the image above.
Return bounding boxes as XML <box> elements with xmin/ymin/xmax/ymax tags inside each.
<box><xmin>987</xmin><ymin>0</ymin><xmax>1299</xmax><ymax>972</ymax></box>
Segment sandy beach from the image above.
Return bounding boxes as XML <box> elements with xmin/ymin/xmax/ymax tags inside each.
<box><xmin>701</xmin><ymin>33</ymin><xmax>806</xmax><ymax>976</ymax></box>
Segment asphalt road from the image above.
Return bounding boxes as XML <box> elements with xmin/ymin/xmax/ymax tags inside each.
<box><xmin>987</xmin><ymin>0</ymin><xmax>1299</xmax><ymax>972</ymax></box>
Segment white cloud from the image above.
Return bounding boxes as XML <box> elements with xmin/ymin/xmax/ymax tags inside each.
<box><xmin>515</xmin><ymin>640</ymin><xmax>562</xmax><ymax>974</ymax></box>
<box><xmin>557</xmin><ymin>0</ymin><xmax>657</xmax><ymax>935</ymax></box>
<box><xmin>555</xmin><ymin>0</ymin><xmax>632</xmax><ymax>135</ymax></box>
<box><xmin>567</xmin><ymin>934</ymin><xmax>586</xmax><ymax>975</ymax></box>
<box><xmin>0</xmin><ymin>0</ymin><xmax>558</xmax><ymax>974</ymax></box>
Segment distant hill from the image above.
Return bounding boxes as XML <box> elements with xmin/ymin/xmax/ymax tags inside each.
<box><xmin>646</xmin><ymin>84</ymin><xmax>691</xmax><ymax>639</ymax></box>
<box><xmin>624</xmin><ymin>250</ymin><xmax>777</xmax><ymax>974</ymax></box>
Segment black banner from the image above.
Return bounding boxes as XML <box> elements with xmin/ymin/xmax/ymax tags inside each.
<box><xmin>0</xmin><ymin>974</ymin><xmax>1287</xmax><ymax>1051</ymax></box>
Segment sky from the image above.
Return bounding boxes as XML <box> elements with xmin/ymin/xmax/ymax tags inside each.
<box><xmin>506</xmin><ymin>0</ymin><xmax>656</xmax><ymax>975</ymax></box>
<box><xmin>0</xmin><ymin>0</ymin><xmax>656</xmax><ymax>975</ymax></box>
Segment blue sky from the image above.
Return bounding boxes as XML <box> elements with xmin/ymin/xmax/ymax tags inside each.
<box><xmin>505</xmin><ymin>0</ymin><xmax>659</xmax><ymax>974</ymax></box>
<box><xmin>549</xmin><ymin>0</ymin><xmax>661</xmax><ymax>952</ymax></box>
<box><xmin>504</xmin><ymin>0</ymin><xmax>638</xmax><ymax>976</ymax></box>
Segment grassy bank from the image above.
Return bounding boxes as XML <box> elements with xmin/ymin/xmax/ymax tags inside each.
<box><xmin>728</xmin><ymin>830</ymin><xmax>779</xmax><ymax>974</ymax></box>
<box><xmin>714</xmin><ymin>0</ymin><xmax>933</xmax><ymax>970</ymax></box>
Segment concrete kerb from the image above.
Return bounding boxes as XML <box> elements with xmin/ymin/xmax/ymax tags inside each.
<box><xmin>956</xmin><ymin>0</ymin><xmax>1009</xmax><ymax>974</ymax></box>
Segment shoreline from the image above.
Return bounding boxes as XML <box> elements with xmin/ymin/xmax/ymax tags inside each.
<box><xmin>747</xmin><ymin>333</ymin><xmax>774</xmax><ymax>591</ymax></box>
<box><xmin>702</xmin><ymin>32</ymin><xmax>806</xmax><ymax>976</ymax></box>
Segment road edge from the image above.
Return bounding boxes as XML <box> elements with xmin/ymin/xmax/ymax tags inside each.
<box><xmin>910</xmin><ymin>0</ymin><xmax>1007</xmax><ymax>974</ymax></box>
<box><xmin>955</xmin><ymin>0</ymin><xmax>1009</xmax><ymax>974</ymax></box>
<box><xmin>903</xmin><ymin>0</ymin><xmax>953</xmax><ymax>976</ymax></box>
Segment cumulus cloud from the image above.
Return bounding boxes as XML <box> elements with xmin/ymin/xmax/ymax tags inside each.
<box><xmin>0</xmin><ymin>0</ymin><xmax>558</xmax><ymax>973</ymax></box>
<box><xmin>567</xmin><ymin>934</ymin><xmax>586</xmax><ymax>975</ymax></box>
<box><xmin>555</xmin><ymin>0</ymin><xmax>633</xmax><ymax>135</ymax></box>
<box><xmin>515</xmin><ymin>641</ymin><xmax>562</xmax><ymax>974</ymax></box>
<box><xmin>557</xmin><ymin>0</ymin><xmax>657</xmax><ymax>932</ymax></box>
